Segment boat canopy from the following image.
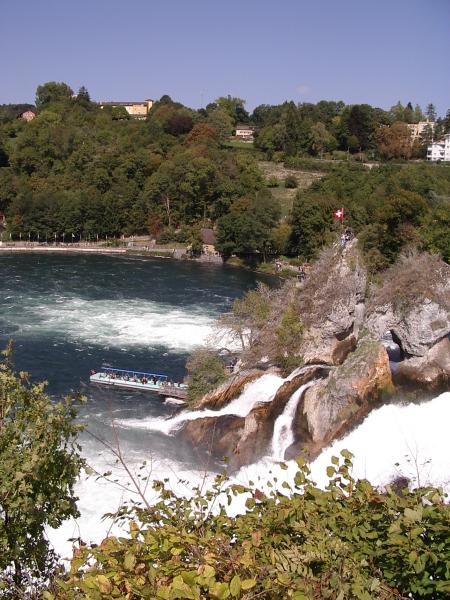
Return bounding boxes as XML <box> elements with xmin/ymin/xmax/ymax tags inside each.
<box><xmin>99</xmin><ymin>366</ymin><xmax>168</xmax><ymax>379</ymax></box>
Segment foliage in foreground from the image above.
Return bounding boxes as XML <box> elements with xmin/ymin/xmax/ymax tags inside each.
<box><xmin>52</xmin><ymin>452</ymin><xmax>450</xmax><ymax>599</ymax></box>
<box><xmin>0</xmin><ymin>346</ymin><xmax>84</xmax><ymax>595</ymax></box>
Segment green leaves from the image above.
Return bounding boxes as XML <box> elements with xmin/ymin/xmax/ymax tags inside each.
<box><xmin>0</xmin><ymin>354</ymin><xmax>83</xmax><ymax>591</ymax></box>
<box><xmin>53</xmin><ymin>451</ymin><xmax>450</xmax><ymax>600</ymax></box>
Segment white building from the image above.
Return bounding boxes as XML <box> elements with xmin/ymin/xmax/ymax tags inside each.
<box><xmin>427</xmin><ymin>134</ymin><xmax>450</xmax><ymax>162</ymax></box>
<box><xmin>98</xmin><ymin>99</ymin><xmax>154</xmax><ymax>119</ymax></box>
<box><xmin>235</xmin><ymin>124</ymin><xmax>256</xmax><ymax>141</ymax></box>
<box><xmin>407</xmin><ymin>120</ymin><xmax>434</xmax><ymax>141</ymax></box>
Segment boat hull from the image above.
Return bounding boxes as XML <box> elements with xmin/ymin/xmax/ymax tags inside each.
<box><xmin>89</xmin><ymin>373</ymin><xmax>188</xmax><ymax>399</ymax></box>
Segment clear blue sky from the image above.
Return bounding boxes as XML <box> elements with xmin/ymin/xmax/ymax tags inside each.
<box><xmin>1</xmin><ymin>0</ymin><xmax>449</xmax><ymax>115</ymax></box>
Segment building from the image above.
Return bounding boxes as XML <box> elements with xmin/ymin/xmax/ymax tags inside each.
<box><xmin>407</xmin><ymin>120</ymin><xmax>435</xmax><ymax>142</ymax></box>
<box><xmin>98</xmin><ymin>99</ymin><xmax>154</xmax><ymax>119</ymax></box>
<box><xmin>19</xmin><ymin>110</ymin><xmax>36</xmax><ymax>122</ymax></box>
<box><xmin>427</xmin><ymin>134</ymin><xmax>450</xmax><ymax>162</ymax></box>
<box><xmin>235</xmin><ymin>124</ymin><xmax>256</xmax><ymax>141</ymax></box>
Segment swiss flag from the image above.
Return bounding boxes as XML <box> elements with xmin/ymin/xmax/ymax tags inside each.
<box><xmin>333</xmin><ymin>207</ymin><xmax>344</xmax><ymax>221</ymax></box>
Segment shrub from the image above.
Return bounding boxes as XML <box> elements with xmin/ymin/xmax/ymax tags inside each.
<box><xmin>55</xmin><ymin>451</ymin><xmax>450</xmax><ymax>599</ymax></box>
<box><xmin>367</xmin><ymin>250</ymin><xmax>449</xmax><ymax>314</ymax></box>
<box><xmin>186</xmin><ymin>349</ymin><xmax>227</xmax><ymax>402</ymax></box>
<box><xmin>284</xmin><ymin>175</ymin><xmax>298</xmax><ymax>188</ymax></box>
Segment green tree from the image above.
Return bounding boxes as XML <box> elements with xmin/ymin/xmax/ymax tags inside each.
<box><xmin>0</xmin><ymin>346</ymin><xmax>83</xmax><ymax>593</ymax></box>
<box><xmin>289</xmin><ymin>194</ymin><xmax>334</xmax><ymax>259</ymax></box>
<box><xmin>376</xmin><ymin>189</ymin><xmax>428</xmax><ymax>261</ymax></box>
<box><xmin>35</xmin><ymin>82</ymin><xmax>73</xmax><ymax>109</ymax></box>
<box><xmin>186</xmin><ymin>349</ymin><xmax>227</xmax><ymax>402</ymax></box>
<box><xmin>75</xmin><ymin>86</ymin><xmax>92</xmax><ymax>109</ymax></box>
<box><xmin>425</xmin><ymin>103</ymin><xmax>437</xmax><ymax>122</ymax></box>
<box><xmin>216</xmin><ymin>190</ymin><xmax>280</xmax><ymax>259</ymax></box>
<box><xmin>309</xmin><ymin>122</ymin><xmax>336</xmax><ymax>156</ymax></box>
<box><xmin>206</xmin><ymin>109</ymin><xmax>234</xmax><ymax>143</ymax></box>
<box><xmin>215</xmin><ymin>95</ymin><xmax>248</xmax><ymax>125</ymax></box>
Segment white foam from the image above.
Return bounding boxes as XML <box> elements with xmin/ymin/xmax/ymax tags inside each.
<box><xmin>11</xmin><ymin>297</ymin><xmax>216</xmax><ymax>351</ymax></box>
<box><xmin>116</xmin><ymin>373</ymin><xmax>284</xmax><ymax>434</ymax></box>
<box><xmin>271</xmin><ymin>381</ymin><xmax>315</xmax><ymax>460</ymax></box>
<box><xmin>235</xmin><ymin>392</ymin><xmax>450</xmax><ymax>495</ymax></box>
<box><xmin>47</xmin><ymin>445</ymin><xmax>215</xmax><ymax>560</ymax></box>
<box><xmin>48</xmin><ymin>388</ymin><xmax>450</xmax><ymax>562</ymax></box>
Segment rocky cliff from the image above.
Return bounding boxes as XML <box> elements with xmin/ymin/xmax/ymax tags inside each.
<box><xmin>175</xmin><ymin>246</ymin><xmax>449</xmax><ymax>470</ymax></box>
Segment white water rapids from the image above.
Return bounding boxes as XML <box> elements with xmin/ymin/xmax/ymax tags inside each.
<box><xmin>48</xmin><ymin>369</ymin><xmax>450</xmax><ymax>560</ymax></box>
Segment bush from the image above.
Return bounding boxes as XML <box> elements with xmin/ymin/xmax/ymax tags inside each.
<box><xmin>367</xmin><ymin>249</ymin><xmax>449</xmax><ymax>314</ymax></box>
<box><xmin>56</xmin><ymin>451</ymin><xmax>450</xmax><ymax>599</ymax></box>
<box><xmin>284</xmin><ymin>175</ymin><xmax>298</xmax><ymax>188</ymax></box>
<box><xmin>186</xmin><ymin>349</ymin><xmax>227</xmax><ymax>402</ymax></box>
<box><xmin>0</xmin><ymin>346</ymin><xmax>83</xmax><ymax>594</ymax></box>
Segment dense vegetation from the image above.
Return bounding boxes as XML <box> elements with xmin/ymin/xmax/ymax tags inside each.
<box><xmin>0</xmin><ymin>345</ymin><xmax>83</xmax><ymax>597</ymax></box>
<box><xmin>0</xmin><ymin>83</ymin><xmax>449</xmax><ymax>268</ymax></box>
<box><xmin>288</xmin><ymin>163</ymin><xmax>450</xmax><ymax>268</ymax></box>
<box><xmin>252</xmin><ymin>100</ymin><xmax>450</xmax><ymax>161</ymax></box>
<box><xmin>49</xmin><ymin>452</ymin><xmax>450</xmax><ymax>600</ymax></box>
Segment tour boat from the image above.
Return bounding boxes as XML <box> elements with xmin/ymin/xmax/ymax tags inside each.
<box><xmin>90</xmin><ymin>367</ymin><xmax>188</xmax><ymax>399</ymax></box>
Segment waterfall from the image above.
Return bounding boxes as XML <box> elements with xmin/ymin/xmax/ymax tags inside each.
<box><xmin>271</xmin><ymin>380</ymin><xmax>316</xmax><ymax>460</ymax></box>
<box><xmin>117</xmin><ymin>372</ymin><xmax>286</xmax><ymax>434</ymax></box>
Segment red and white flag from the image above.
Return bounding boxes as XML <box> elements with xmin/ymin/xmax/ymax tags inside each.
<box><xmin>333</xmin><ymin>207</ymin><xmax>344</xmax><ymax>221</ymax></box>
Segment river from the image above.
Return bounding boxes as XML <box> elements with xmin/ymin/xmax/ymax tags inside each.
<box><xmin>0</xmin><ymin>253</ymin><xmax>273</xmax><ymax>555</ymax></box>
<box><xmin>1</xmin><ymin>253</ymin><xmax>448</xmax><ymax>559</ymax></box>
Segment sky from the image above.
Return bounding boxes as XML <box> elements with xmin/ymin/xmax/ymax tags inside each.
<box><xmin>1</xmin><ymin>0</ymin><xmax>449</xmax><ymax>115</ymax></box>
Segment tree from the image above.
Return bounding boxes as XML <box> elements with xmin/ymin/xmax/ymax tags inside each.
<box><xmin>185</xmin><ymin>349</ymin><xmax>227</xmax><ymax>402</ymax></box>
<box><xmin>309</xmin><ymin>122</ymin><xmax>336</xmax><ymax>156</ymax></box>
<box><xmin>215</xmin><ymin>190</ymin><xmax>280</xmax><ymax>259</ymax></box>
<box><xmin>425</xmin><ymin>103</ymin><xmax>437</xmax><ymax>122</ymax></box>
<box><xmin>35</xmin><ymin>82</ymin><xmax>73</xmax><ymax>109</ymax></box>
<box><xmin>346</xmin><ymin>104</ymin><xmax>374</xmax><ymax>150</ymax></box>
<box><xmin>375</xmin><ymin>122</ymin><xmax>413</xmax><ymax>159</ymax></box>
<box><xmin>441</xmin><ymin>109</ymin><xmax>450</xmax><ymax>133</ymax></box>
<box><xmin>75</xmin><ymin>86</ymin><xmax>92</xmax><ymax>108</ymax></box>
<box><xmin>376</xmin><ymin>189</ymin><xmax>428</xmax><ymax>261</ymax></box>
<box><xmin>413</xmin><ymin>103</ymin><xmax>424</xmax><ymax>123</ymax></box>
<box><xmin>206</xmin><ymin>109</ymin><xmax>234</xmax><ymax>143</ymax></box>
<box><xmin>0</xmin><ymin>346</ymin><xmax>83</xmax><ymax>593</ymax></box>
<box><xmin>218</xmin><ymin>284</ymin><xmax>273</xmax><ymax>351</ymax></box>
<box><xmin>289</xmin><ymin>195</ymin><xmax>334</xmax><ymax>259</ymax></box>
<box><xmin>215</xmin><ymin>95</ymin><xmax>248</xmax><ymax>125</ymax></box>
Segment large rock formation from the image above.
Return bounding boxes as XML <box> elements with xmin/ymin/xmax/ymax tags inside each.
<box><xmin>176</xmin><ymin>248</ymin><xmax>449</xmax><ymax>471</ymax></box>
<box><xmin>394</xmin><ymin>336</ymin><xmax>450</xmax><ymax>391</ymax></box>
<box><xmin>288</xmin><ymin>338</ymin><xmax>393</xmax><ymax>459</ymax></box>
<box><xmin>297</xmin><ymin>240</ymin><xmax>367</xmax><ymax>365</ymax></box>
<box><xmin>193</xmin><ymin>369</ymin><xmax>267</xmax><ymax>410</ymax></box>
<box><xmin>178</xmin><ymin>367</ymin><xmax>325</xmax><ymax>469</ymax></box>
<box><xmin>229</xmin><ymin>366</ymin><xmax>327</xmax><ymax>469</ymax></box>
<box><xmin>366</xmin><ymin>255</ymin><xmax>450</xmax><ymax>357</ymax></box>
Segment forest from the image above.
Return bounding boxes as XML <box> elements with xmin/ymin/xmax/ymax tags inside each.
<box><xmin>0</xmin><ymin>82</ymin><xmax>449</xmax><ymax>268</ymax></box>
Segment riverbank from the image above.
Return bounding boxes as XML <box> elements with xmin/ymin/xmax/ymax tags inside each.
<box><xmin>0</xmin><ymin>244</ymin><xmax>127</xmax><ymax>255</ymax></box>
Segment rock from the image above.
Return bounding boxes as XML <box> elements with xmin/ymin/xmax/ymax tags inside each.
<box><xmin>298</xmin><ymin>240</ymin><xmax>367</xmax><ymax>365</ymax></box>
<box><xmin>394</xmin><ymin>336</ymin><xmax>450</xmax><ymax>391</ymax></box>
<box><xmin>177</xmin><ymin>414</ymin><xmax>244</xmax><ymax>461</ymax></box>
<box><xmin>367</xmin><ymin>301</ymin><xmax>449</xmax><ymax>357</ymax></box>
<box><xmin>177</xmin><ymin>366</ymin><xmax>326</xmax><ymax>470</ymax></box>
<box><xmin>229</xmin><ymin>366</ymin><xmax>326</xmax><ymax>470</ymax></box>
<box><xmin>288</xmin><ymin>339</ymin><xmax>392</xmax><ymax>459</ymax></box>
<box><xmin>366</xmin><ymin>255</ymin><xmax>450</xmax><ymax>357</ymax></box>
<box><xmin>193</xmin><ymin>369</ymin><xmax>267</xmax><ymax>410</ymax></box>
